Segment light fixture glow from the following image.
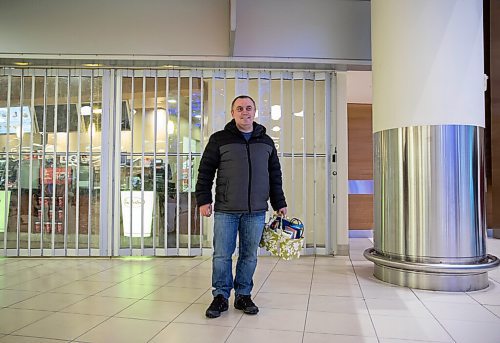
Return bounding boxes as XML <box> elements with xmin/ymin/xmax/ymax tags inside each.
<box><xmin>14</xmin><ymin>62</ymin><xmax>29</xmax><ymax>66</ymax></box>
<box><xmin>294</xmin><ymin>111</ymin><xmax>304</xmax><ymax>117</ymax></box>
<box><xmin>82</xmin><ymin>63</ymin><xmax>102</xmax><ymax>67</ymax></box>
<box><xmin>81</xmin><ymin>106</ymin><xmax>92</xmax><ymax>116</ymax></box>
<box><xmin>272</xmin><ymin>126</ymin><xmax>281</xmax><ymax>132</ymax></box>
<box><xmin>167</xmin><ymin>99</ymin><xmax>177</xmax><ymax>104</ymax></box>
<box><xmin>271</xmin><ymin>105</ymin><xmax>281</xmax><ymax>120</ymax></box>
<box><xmin>168</xmin><ymin>120</ymin><xmax>175</xmax><ymax>135</ymax></box>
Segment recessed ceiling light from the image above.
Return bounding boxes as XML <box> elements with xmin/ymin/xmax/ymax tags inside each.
<box><xmin>167</xmin><ymin>99</ymin><xmax>177</xmax><ymax>104</ymax></box>
<box><xmin>272</xmin><ymin>126</ymin><xmax>281</xmax><ymax>132</ymax></box>
<box><xmin>14</xmin><ymin>62</ymin><xmax>29</xmax><ymax>66</ymax></box>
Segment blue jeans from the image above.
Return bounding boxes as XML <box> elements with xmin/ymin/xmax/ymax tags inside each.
<box><xmin>212</xmin><ymin>211</ymin><xmax>266</xmax><ymax>299</ymax></box>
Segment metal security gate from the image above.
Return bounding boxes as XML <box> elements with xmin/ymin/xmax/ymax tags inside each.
<box><xmin>0</xmin><ymin>68</ymin><xmax>104</xmax><ymax>256</ymax></box>
<box><xmin>112</xmin><ymin>69</ymin><xmax>335</xmax><ymax>256</ymax></box>
<box><xmin>0</xmin><ymin>67</ymin><xmax>336</xmax><ymax>257</ymax></box>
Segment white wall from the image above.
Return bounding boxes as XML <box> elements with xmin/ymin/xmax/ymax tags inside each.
<box><xmin>0</xmin><ymin>0</ymin><xmax>229</xmax><ymax>56</ymax></box>
<box><xmin>233</xmin><ymin>0</ymin><xmax>371</xmax><ymax>61</ymax></box>
<box><xmin>347</xmin><ymin>71</ymin><xmax>372</xmax><ymax>104</ymax></box>
<box><xmin>0</xmin><ymin>0</ymin><xmax>371</xmax><ymax>63</ymax></box>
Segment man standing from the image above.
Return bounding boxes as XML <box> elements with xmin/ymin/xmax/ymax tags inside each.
<box><xmin>196</xmin><ymin>95</ymin><xmax>287</xmax><ymax>318</ymax></box>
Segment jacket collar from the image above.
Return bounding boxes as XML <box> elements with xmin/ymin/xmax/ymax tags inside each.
<box><xmin>224</xmin><ymin>119</ymin><xmax>266</xmax><ymax>137</ymax></box>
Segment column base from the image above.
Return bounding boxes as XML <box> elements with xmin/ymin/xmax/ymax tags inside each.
<box><xmin>373</xmin><ymin>264</ymin><xmax>489</xmax><ymax>292</ymax></box>
<box><xmin>364</xmin><ymin>248</ymin><xmax>500</xmax><ymax>292</ymax></box>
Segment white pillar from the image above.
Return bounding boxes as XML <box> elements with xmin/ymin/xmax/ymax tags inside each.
<box><xmin>365</xmin><ymin>0</ymin><xmax>499</xmax><ymax>291</ymax></box>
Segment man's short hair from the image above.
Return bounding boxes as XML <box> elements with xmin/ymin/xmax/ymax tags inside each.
<box><xmin>231</xmin><ymin>95</ymin><xmax>256</xmax><ymax>110</ymax></box>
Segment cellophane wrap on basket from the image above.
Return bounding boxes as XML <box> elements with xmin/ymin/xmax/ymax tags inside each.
<box><xmin>260</xmin><ymin>215</ymin><xmax>304</xmax><ymax>260</ymax></box>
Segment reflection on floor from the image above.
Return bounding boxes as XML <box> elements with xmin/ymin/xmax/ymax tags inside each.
<box><xmin>0</xmin><ymin>238</ymin><xmax>498</xmax><ymax>342</ymax></box>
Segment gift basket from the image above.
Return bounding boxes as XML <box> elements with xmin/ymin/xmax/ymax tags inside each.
<box><xmin>259</xmin><ymin>214</ymin><xmax>304</xmax><ymax>260</ymax></box>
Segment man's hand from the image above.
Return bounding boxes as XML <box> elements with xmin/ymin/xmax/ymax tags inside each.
<box><xmin>199</xmin><ymin>203</ymin><xmax>213</xmax><ymax>217</ymax></box>
<box><xmin>277</xmin><ymin>207</ymin><xmax>287</xmax><ymax>216</ymax></box>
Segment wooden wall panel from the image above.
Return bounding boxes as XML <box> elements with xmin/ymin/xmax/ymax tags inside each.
<box><xmin>347</xmin><ymin>103</ymin><xmax>373</xmax><ymax>180</ymax></box>
<box><xmin>347</xmin><ymin>103</ymin><xmax>373</xmax><ymax>230</ymax></box>
<box><xmin>490</xmin><ymin>0</ymin><xmax>500</xmax><ymax>237</ymax></box>
<box><xmin>349</xmin><ymin>195</ymin><xmax>373</xmax><ymax>230</ymax></box>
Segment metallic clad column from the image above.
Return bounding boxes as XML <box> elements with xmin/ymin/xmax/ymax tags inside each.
<box><xmin>364</xmin><ymin>125</ymin><xmax>499</xmax><ymax>291</ymax></box>
<box><xmin>368</xmin><ymin>0</ymin><xmax>499</xmax><ymax>291</ymax></box>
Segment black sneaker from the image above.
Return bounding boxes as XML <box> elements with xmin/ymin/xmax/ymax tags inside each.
<box><xmin>205</xmin><ymin>295</ymin><xmax>229</xmax><ymax>318</ymax></box>
<box><xmin>234</xmin><ymin>294</ymin><xmax>259</xmax><ymax>315</ymax></box>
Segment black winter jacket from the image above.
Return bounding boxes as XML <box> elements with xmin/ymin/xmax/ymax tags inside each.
<box><xmin>195</xmin><ymin>119</ymin><xmax>287</xmax><ymax>213</ymax></box>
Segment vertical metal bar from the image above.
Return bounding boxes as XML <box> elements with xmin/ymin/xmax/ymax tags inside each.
<box><xmin>302</xmin><ymin>75</ymin><xmax>306</xmax><ymax>246</ymax></box>
<box><xmin>187</xmin><ymin>76</ymin><xmax>193</xmax><ymax>255</ymax></box>
<box><xmin>176</xmin><ymin>74</ymin><xmax>180</xmax><ymax>254</ymax></box>
<box><xmin>153</xmin><ymin>73</ymin><xmax>158</xmax><ymax>254</ymax></box>
<box><xmin>164</xmin><ymin>73</ymin><xmax>169</xmax><ymax>255</ymax></box>
<box><xmin>28</xmin><ymin>70</ymin><xmax>35</xmax><ymax>254</ymax></box>
<box><xmin>16</xmin><ymin>71</ymin><xmax>24</xmax><ymax>255</ymax></box>
<box><xmin>325</xmin><ymin>73</ymin><xmax>333</xmax><ymax>254</ymax></box>
<box><xmin>100</xmin><ymin>69</ymin><xmax>112</xmax><ymax>256</ymax></box>
<box><xmin>279</xmin><ymin>75</ymin><xmax>284</xmax><ymax>160</ymax></box>
<box><xmin>3</xmin><ymin>72</ymin><xmax>11</xmax><ymax>254</ymax></box>
<box><xmin>88</xmin><ymin>71</ymin><xmax>93</xmax><ymax>255</ymax></box>
<box><xmin>129</xmin><ymin>71</ymin><xmax>134</xmax><ymax>253</ymax></box>
<box><xmin>291</xmin><ymin>74</ymin><xmax>295</xmax><ymax>215</ymax></box>
<box><xmin>64</xmin><ymin>71</ymin><xmax>70</xmax><ymax>254</ymax></box>
<box><xmin>313</xmin><ymin>74</ymin><xmax>318</xmax><ymax>251</ymax></box>
<box><xmin>52</xmin><ymin>71</ymin><xmax>58</xmax><ymax>255</ymax></box>
<box><xmin>76</xmin><ymin>70</ymin><xmax>81</xmax><ymax>252</ymax></box>
<box><xmin>199</xmin><ymin>73</ymin><xmax>204</xmax><ymax>252</ymax></box>
<box><xmin>140</xmin><ymin>75</ymin><xmax>146</xmax><ymax>255</ymax></box>
<box><xmin>40</xmin><ymin>71</ymin><xmax>47</xmax><ymax>254</ymax></box>
<box><xmin>113</xmin><ymin>70</ymin><xmax>123</xmax><ymax>257</ymax></box>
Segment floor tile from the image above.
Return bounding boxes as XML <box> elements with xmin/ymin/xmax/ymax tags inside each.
<box><xmin>144</xmin><ymin>285</ymin><xmax>208</xmax><ymax>303</ymax></box>
<box><xmin>259</xmin><ymin>278</ymin><xmax>312</xmax><ymax>294</ymax></box>
<box><xmin>364</xmin><ymin>298</ymin><xmax>433</xmax><ymax>318</ymax></box>
<box><xmin>227</xmin><ymin>327</ymin><xmax>303</xmax><ymax>343</ymax></box>
<box><xmin>149</xmin><ymin>322</ymin><xmax>232</xmax><ymax>343</ymax></box>
<box><xmin>485</xmin><ymin>304</ymin><xmax>500</xmax><ymax>318</ymax></box>
<box><xmin>305</xmin><ymin>311</ymin><xmax>376</xmax><ymax>337</ymax></box>
<box><xmin>0</xmin><ymin>290</ymin><xmax>40</xmax><ymax>307</ymax></box>
<box><xmin>310</xmin><ymin>281</ymin><xmax>363</xmax><ymax>297</ymax></box>
<box><xmin>12</xmin><ymin>312</ymin><xmax>106</xmax><ymax>341</ymax></box>
<box><xmin>440</xmin><ymin>319</ymin><xmax>500</xmax><ymax>343</ymax></box>
<box><xmin>173</xmin><ymin>303</ymin><xmax>243</xmax><ymax>327</ymax></box>
<box><xmin>0</xmin><ymin>308</ymin><xmax>50</xmax><ymax>334</ymax></box>
<box><xmin>254</xmin><ymin>292</ymin><xmax>309</xmax><ymax>310</ymax></box>
<box><xmin>237</xmin><ymin>307</ymin><xmax>306</xmax><ymax>331</ymax></box>
<box><xmin>76</xmin><ymin>317</ymin><xmax>166</xmax><ymax>343</ymax></box>
<box><xmin>413</xmin><ymin>289</ymin><xmax>476</xmax><ymax>304</ymax></box>
<box><xmin>308</xmin><ymin>295</ymin><xmax>368</xmax><ymax>314</ymax></box>
<box><xmin>303</xmin><ymin>332</ymin><xmax>378</xmax><ymax>343</ymax></box>
<box><xmin>10</xmin><ymin>293</ymin><xmax>87</xmax><ymax>311</ymax></box>
<box><xmin>60</xmin><ymin>295</ymin><xmax>137</xmax><ymax>316</ymax></box>
<box><xmin>116</xmin><ymin>299</ymin><xmax>190</xmax><ymax>322</ymax></box>
<box><xmin>49</xmin><ymin>280</ymin><xmax>115</xmax><ymax>295</ymax></box>
<box><xmin>0</xmin><ymin>335</ymin><xmax>68</xmax><ymax>343</ymax></box>
<box><xmin>359</xmin><ymin>284</ymin><xmax>417</xmax><ymax>300</ymax></box>
<box><xmin>424</xmin><ymin>301</ymin><xmax>500</xmax><ymax>322</ymax></box>
<box><xmin>371</xmin><ymin>314</ymin><xmax>453</xmax><ymax>342</ymax></box>
<box><xmin>97</xmin><ymin>282</ymin><xmax>159</xmax><ymax>299</ymax></box>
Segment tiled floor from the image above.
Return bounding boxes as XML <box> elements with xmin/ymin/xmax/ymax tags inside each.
<box><xmin>0</xmin><ymin>238</ymin><xmax>499</xmax><ymax>343</ymax></box>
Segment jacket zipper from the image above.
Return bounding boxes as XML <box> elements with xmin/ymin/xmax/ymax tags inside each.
<box><xmin>246</xmin><ymin>141</ymin><xmax>252</xmax><ymax>213</ymax></box>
